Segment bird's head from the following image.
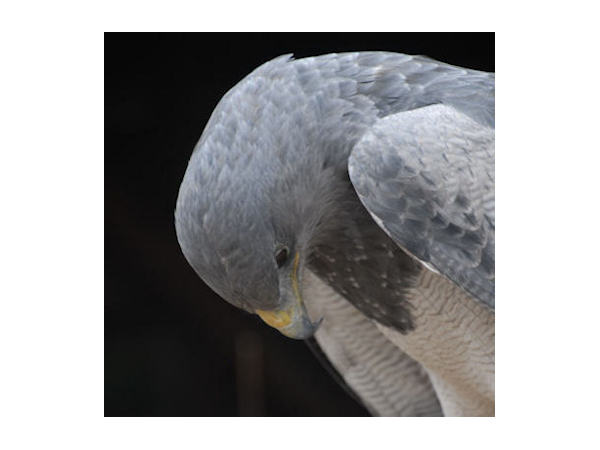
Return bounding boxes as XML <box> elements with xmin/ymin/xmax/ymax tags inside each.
<box><xmin>174</xmin><ymin>58</ymin><xmax>350</xmax><ymax>339</ymax></box>
<box><xmin>175</xmin><ymin>136</ymin><xmax>324</xmax><ymax>339</ymax></box>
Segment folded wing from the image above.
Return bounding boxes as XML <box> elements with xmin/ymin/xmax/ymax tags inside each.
<box><xmin>348</xmin><ymin>104</ymin><xmax>495</xmax><ymax>309</ymax></box>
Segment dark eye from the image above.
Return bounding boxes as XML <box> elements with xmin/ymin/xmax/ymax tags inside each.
<box><xmin>275</xmin><ymin>247</ymin><xmax>289</xmax><ymax>268</ymax></box>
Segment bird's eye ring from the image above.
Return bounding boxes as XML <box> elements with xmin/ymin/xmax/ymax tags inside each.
<box><xmin>275</xmin><ymin>247</ymin><xmax>289</xmax><ymax>268</ymax></box>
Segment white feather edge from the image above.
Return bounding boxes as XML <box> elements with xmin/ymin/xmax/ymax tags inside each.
<box><xmin>368</xmin><ymin>210</ymin><xmax>441</xmax><ymax>275</ymax></box>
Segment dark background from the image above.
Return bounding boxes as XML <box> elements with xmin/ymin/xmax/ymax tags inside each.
<box><xmin>105</xmin><ymin>32</ymin><xmax>494</xmax><ymax>416</ymax></box>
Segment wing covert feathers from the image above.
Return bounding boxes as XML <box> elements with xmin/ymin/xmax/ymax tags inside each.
<box><xmin>349</xmin><ymin>104</ymin><xmax>495</xmax><ymax>309</ymax></box>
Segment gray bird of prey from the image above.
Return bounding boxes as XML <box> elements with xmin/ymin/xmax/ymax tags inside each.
<box><xmin>175</xmin><ymin>52</ymin><xmax>495</xmax><ymax>416</ymax></box>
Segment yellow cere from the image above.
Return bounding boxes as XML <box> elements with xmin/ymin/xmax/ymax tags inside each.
<box><xmin>256</xmin><ymin>309</ymin><xmax>292</xmax><ymax>328</ymax></box>
<box><xmin>256</xmin><ymin>252</ymin><xmax>303</xmax><ymax>330</ymax></box>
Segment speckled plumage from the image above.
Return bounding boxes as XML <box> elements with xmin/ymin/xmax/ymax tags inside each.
<box><xmin>175</xmin><ymin>52</ymin><xmax>495</xmax><ymax>416</ymax></box>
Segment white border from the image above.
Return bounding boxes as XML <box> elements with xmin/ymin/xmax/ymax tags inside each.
<box><xmin>2</xmin><ymin>1</ymin><xmax>599</xmax><ymax>448</ymax></box>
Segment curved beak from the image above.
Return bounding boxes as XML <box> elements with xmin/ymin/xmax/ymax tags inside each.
<box><xmin>256</xmin><ymin>252</ymin><xmax>322</xmax><ymax>339</ymax></box>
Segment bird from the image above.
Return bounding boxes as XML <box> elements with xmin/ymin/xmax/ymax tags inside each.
<box><xmin>175</xmin><ymin>52</ymin><xmax>495</xmax><ymax>416</ymax></box>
